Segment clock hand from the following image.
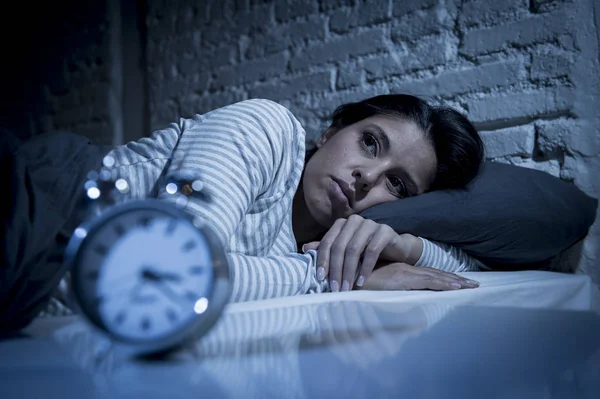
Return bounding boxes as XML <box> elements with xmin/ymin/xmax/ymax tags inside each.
<box><xmin>150</xmin><ymin>280</ymin><xmax>191</xmax><ymax>309</ymax></box>
<box><xmin>141</xmin><ymin>267</ymin><xmax>182</xmax><ymax>282</ymax></box>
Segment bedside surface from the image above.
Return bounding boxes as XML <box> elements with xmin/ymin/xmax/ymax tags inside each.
<box><xmin>1</xmin><ymin>299</ymin><xmax>599</xmax><ymax>399</ymax></box>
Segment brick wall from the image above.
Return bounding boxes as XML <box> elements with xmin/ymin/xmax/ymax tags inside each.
<box><xmin>5</xmin><ymin>0</ymin><xmax>599</xmax><ymax>282</ymax></box>
<box><xmin>145</xmin><ymin>0</ymin><xmax>600</xmax><ymax>282</ymax></box>
<box><xmin>147</xmin><ymin>0</ymin><xmax>600</xmax><ymax>282</ymax></box>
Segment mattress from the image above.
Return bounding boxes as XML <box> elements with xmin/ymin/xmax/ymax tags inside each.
<box><xmin>226</xmin><ymin>270</ymin><xmax>600</xmax><ymax>314</ymax></box>
<box><xmin>21</xmin><ymin>270</ymin><xmax>600</xmax><ymax>339</ymax></box>
<box><xmin>3</xmin><ymin>270</ymin><xmax>600</xmax><ymax>399</ymax></box>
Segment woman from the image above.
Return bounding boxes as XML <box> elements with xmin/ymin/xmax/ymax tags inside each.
<box><xmin>1</xmin><ymin>94</ymin><xmax>484</xmax><ymax>330</ymax></box>
<box><xmin>103</xmin><ymin>94</ymin><xmax>483</xmax><ymax>301</ymax></box>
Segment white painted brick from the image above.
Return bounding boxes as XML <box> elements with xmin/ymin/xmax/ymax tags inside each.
<box><xmin>460</xmin><ymin>0</ymin><xmax>528</xmax><ymax>27</ymax></box>
<box><xmin>202</xmin><ymin>21</ymin><xmax>237</xmax><ymax>48</ymax></box>
<box><xmin>561</xmin><ymin>155</ymin><xmax>600</xmax><ymax>198</ymax></box>
<box><xmin>290</xmin><ymin>28</ymin><xmax>388</xmax><ymax>71</ymax></box>
<box><xmin>176</xmin><ymin>45</ymin><xmax>237</xmax><ymax>76</ymax></box>
<box><xmin>481</xmin><ymin>125</ymin><xmax>535</xmax><ymax>159</ymax></box>
<box><xmin>201</xmin><ymin>4</ymin><xmax>274</xmax><ymax>46</ymax></box>
<box><xmin>246</xmin><ymin>35</ymin><xmax>288</xmax><ymax>60</ymax></box>
<box><xmin>275</xmin><ymin>0</ymin><xmax>318</xmax><ymax>21</ymax></box>
<box><xmin>283</xmin><ymin>15</ymin><xmax>328</xmax><ymax>43</ymax></box>
<box><xmin>530</xmin><ymin>0</ymin><xmax>576</xmax><ymax>13</ymax></box>
<box><xmin>330</xmin><ymin>7</ymin><xmax>355</xmax><ymax>33</ymax></box>
<box><xmin>356</xmin><ymin>0</ymin><xmax>391</xmax><ymax>26</ymax></box>
<box><xmin>247</xmin><ymin>16</ymin><xmax>327</xmax><ymax>59</ymax></box>
<box><xmin>310</xmin><ymin>83</ymin><xmax>390</xmax><ymax>117</ymax></box>
<box><xmin>531</xmin><ymin>53</ymin><xmax>572</xmax><ymax>80</ymax></box>
<box><xmin>249</xmin><ymin>71</ymin><xmax>333</xmax><ymax>100</ymax></box>
<box><xmin>319</xmin><ymin>0</ymin><xmax>354</xmax><ymax>12</ymax></box>
<box><xmin>390</xmin><ymin>58</ymin><xmax>527</xmax><ymax>97</ymax></box>
<box><xmin>330</xmin><ymin>0</ymin><xmax>390</xmax><ymax>33</ymax></box>
<box><xmin>517</xmin><ymin>158</ymin><xmax>561</xmax><ymax>177</ymax></box>
<box><xmin>465</xmin><ymin>87</ymin><xmax>575</xmax><ymax>128</ymax></box>
<box><xmin>392</xmin><ymin>0</ymin><xmax>437</xmax><ymax>17</ymax></box>
<box><xmin>229</xmin><ymin>3</ymin><xmax>275</xmax><ymax>36</ymax></box>
<box><xmin>337</xmin><ymin>64</ymin><xmax>363</xmax><ymax>89</ymax></box>
<box><xmin>461</xmin><ymin>11</ymin><xmax>572</xmax><ymax>56</ymax></box>
<box><xmin>392</xmin><ymin>6</ymin><xmax>453</xmax><ymax>43</ymax></box>
<box><xmin>364</xmin><ymin>34</ymin><xmax>453</xmax><ymax>81</ymax></box>
<box><xmin>212</xmin><ymin>53</ymin><xmax>288</xmax><ymax>89</ymax></box>
<box><xmin>536</xmin><ymin>119</ymin><xmax>600</xmax><ymax>157</ymax></box>
<box><xmin>560</xmin><ymin>154</ymin><xmax>578</xmax><ymax>181</ymax></box>
<box><xmin>181</xmin><ymin>90</ymin><xmax>246</xmax><ymax>117</ymax></box>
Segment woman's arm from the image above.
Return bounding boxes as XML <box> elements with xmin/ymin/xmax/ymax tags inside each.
<box><xmin>413</xmin><ymin>237</ymin><xmax>484</xmax><ymax>272</ymax></box>
<box><xmin>109</xmin><ymin>98</ymin><xmax>327</xmax><ymax>302</ymax></box>
<box><xmin>227</xmin><ymin>251</ymin><xmax>327</xmax><ymax>301</ymax></box>
<box><xmin>301</xmin><ymin>216</ymin><xmax>481</xmax><ymax>291</ymax></box>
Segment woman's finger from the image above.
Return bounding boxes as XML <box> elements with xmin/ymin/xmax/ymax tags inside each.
<box><xmin>341</xmin><ymin>220</ymin><xmax>378</xmax><ymax>290</ymax></box>
<box><xmin>353</xmin><ymin>227</ymin><xmax>390</xmax><ymax>288</ymax></box>
<box><xmin>316</xmin><ymin>219</ymin><xmax>345</xmax><ymax>287</ymax></box>
<box><xmin>328</xmin><ymin>216</ymin><xmax>363</xmax><ymax>291</ymax></box>
<box><xmin>406</xmin><ymin>274</ymin><xmax>465</xmax><ymax>291</ymax></box>
<box><xmin>415</xmin><ymin>267</ymin><xmax>479</xmax><ymax>288</ymax></box>
<box><xmin>302</xmin><ymin>241</ymin><xmax>320</xmax><ymax>252</ymax></box>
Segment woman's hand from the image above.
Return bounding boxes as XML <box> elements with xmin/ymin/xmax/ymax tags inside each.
<box><xmin>361</xmin><ymin>261</ymin><xmax>479</xmax><ymax>291</ymax></box>
<box><xmin>302</xmin><ymin>215</ymin><xmax>420</xmax><ymax>292</ymax></box>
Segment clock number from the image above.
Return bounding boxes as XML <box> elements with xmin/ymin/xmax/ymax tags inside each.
<box><xmin>115</xmin><ymin>311</ymin><xmax>126</xmax><ymax>326</ymax></box>
<box><xmin>188</xmin><ymin>265</ymin><xmax>204</xmax><ymax>275</ymax></box>
<box><xmin>164</xmin><ymin>219</ymin><xmax>178</xmax><ymax>236</ymax></box>
<box><xmin>114</xmin><ymin>223</ymin><xmax>126</xmax><ymax>237</ymax></box>
<box><xmin>141</xmin><ymin>316</ymin><xmax>152</xmax><ymax>331</ymax></box>
<box><xmin>166</xmin><ymin>308</ymin><xmax>178</xmax><ymax>322</ymax></box>
<box><xmin>138</xmin><ymin>216</ymin><xmax>152</xmax><ymax>227</ymax></box>
<box><xmin>181</xmin><ymin>240</ymin><xmax>197</xmax><ymax>253</ymax></box>
<box><xmin>94</xmin><ymin>244</ymin><xmax>109</xmax><ymax>256</ymax></box>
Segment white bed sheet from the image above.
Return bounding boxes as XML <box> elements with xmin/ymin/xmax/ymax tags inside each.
<box><xmin>24</xmin><ymin>270</ymin><xmax>600</xmax><ymax>339</ymax></box>
<box><xmin>226</xmin><ymin>270</ymin><xmax>600</xmax><ymax>315</ymax></box>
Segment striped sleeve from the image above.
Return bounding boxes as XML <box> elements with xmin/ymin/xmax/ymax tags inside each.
<box><xmin>106</xmin><ymin>120</ymin><xmax>180</xmax><ymax>199</ymax></box>
<box><xmin>414</xmin><ymin>237</ymin><xmax>484</xmax><ymax>272</ymax></box>
<box><xmin>156</xmin><ymin>99</ymin><xmax>328</xmax><ymax>302</ymax></box>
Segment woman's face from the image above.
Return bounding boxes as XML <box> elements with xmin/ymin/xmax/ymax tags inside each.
<box><xmin>302</xmin><ymin>115</ymin><xmax>437</xmax><ymax>227</ymax></box>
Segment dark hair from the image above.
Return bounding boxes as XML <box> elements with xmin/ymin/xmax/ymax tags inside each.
<box><xmin>307</xmin><ymin>94</ymin><xmax>485</xmax><ymax>191</ymax></box>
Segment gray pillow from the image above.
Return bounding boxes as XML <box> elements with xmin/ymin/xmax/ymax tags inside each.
<box><xmin>360</xmin><ymin>161</ymin><xmax>598</xmax><ymax>269</ymax></box>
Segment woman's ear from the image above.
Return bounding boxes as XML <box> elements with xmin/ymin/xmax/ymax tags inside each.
<box><xmin>317</xmin><ymin>127</ymin><xmax>337</xmax><ymax>149</ymax></box>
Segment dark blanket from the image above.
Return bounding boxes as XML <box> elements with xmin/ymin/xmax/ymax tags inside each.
<box><xmin>0</xmin><ymin>131</ymin><xmax>110</xmax><ymax>333</ymax></box>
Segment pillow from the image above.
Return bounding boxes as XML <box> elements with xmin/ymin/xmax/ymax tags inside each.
<box><xmin>360</xmin><ymin>161</ymin><xmax>598</xmax><ymax>270</ymax></box>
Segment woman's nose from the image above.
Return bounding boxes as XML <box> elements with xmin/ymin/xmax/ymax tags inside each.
<box><xmin>353</xmin><ymin>169</ymin><xmax>380</xmax><ymax>191</ymax></box>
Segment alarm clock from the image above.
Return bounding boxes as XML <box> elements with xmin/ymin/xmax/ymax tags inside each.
<box><xmin>63</xmin><ymin>156</ymin><xmax>231</xmax><ymax>355</ymax></box>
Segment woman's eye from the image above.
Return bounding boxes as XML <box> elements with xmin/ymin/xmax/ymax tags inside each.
<box><xmin>388</xmin><ymin>176</ymin><xmax>407</xmax><ymax>198</ymax></box>
<box><xmin>361</xmin><ymin>133</ymin><xmax>378</xmax><ymax>155</ymax></box>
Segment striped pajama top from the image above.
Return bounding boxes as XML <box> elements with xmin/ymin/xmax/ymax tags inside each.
<box><xmin>68</xmin><ymin>99</ymin><xmax>482</xmax><ymax>306</ymax></box>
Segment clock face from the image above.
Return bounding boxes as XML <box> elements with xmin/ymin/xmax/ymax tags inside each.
<box><xmin>73</xmin><ymin>207</ymin><xmax>215</xmax><ymax>343</ymax></box>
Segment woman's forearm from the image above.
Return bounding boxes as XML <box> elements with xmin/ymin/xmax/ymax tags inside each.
<box><xmin>382</xmin><ymin>233</ymin><xmax>423</xmax><ymax>265</ymax></box>
<box><xmin>227</xmin><ymin>250</ymin><xmax>328</xmax><ymax>302</ymax></box>
<box><xmin>403</xmin><ymin>233</ymin><xmax>424</xmax><ymax>265</ymax></box>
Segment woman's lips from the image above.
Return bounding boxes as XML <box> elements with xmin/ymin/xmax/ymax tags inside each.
<box><xmin>329</xmin><ymin>179</ymin><xmax>350</xmax><ymax>209</ymax></box>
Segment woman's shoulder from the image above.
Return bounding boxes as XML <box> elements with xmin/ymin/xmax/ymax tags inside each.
<box><xmin>194</xmin><ymin>98</ymin><xmax>307</xmax><ymax>154</ymax></box>
<box><xmin>219</xmin><ymin>98</ymin><xmax>293</xmax><ymax>113</ymax></box>
<box><xmin>202</xmin><ymin>98</ymin><xmax>301</xmax><ymax>127</ymax></box>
